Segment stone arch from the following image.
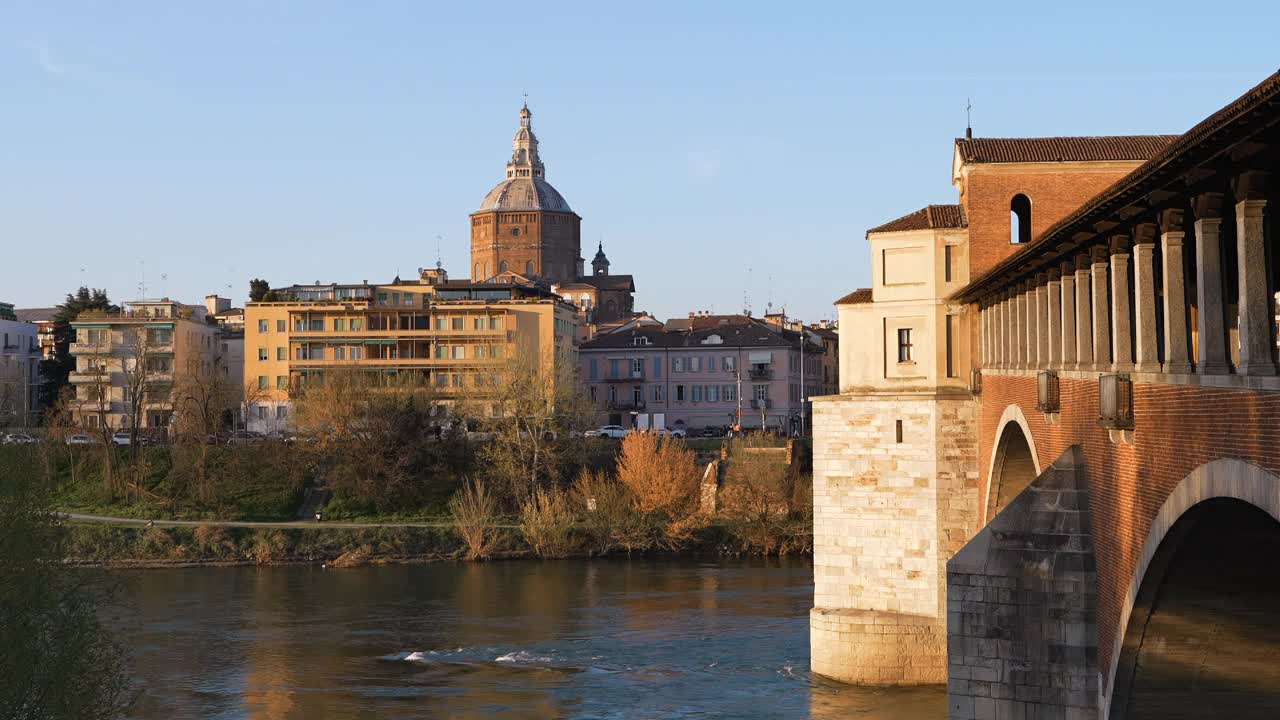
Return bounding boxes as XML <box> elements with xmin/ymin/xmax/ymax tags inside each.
<box><xmin>1105</xmin><ymin>458</ymin><xmax>1280</xmax><ymax>719</ymax></box>
<box><xmin>982</xmin><ymin>404</ymin><xmax>1042</xmax><ymax>525</ymax></box>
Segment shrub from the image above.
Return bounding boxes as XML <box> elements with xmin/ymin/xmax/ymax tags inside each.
<box><xmin>249</xmin><ymin>530</ymin><xmax>289</xmax><ymax>564</ymax></box>
<box><xmin>572</xmin><ymin>469</ymin><xmax>649</xmax><ymax>554</ymax></box>
<box><xmin>449</xmin><ymin>478</ymin><xmax>501</xmax><ymax>561</ymax></box>
<box><xmin>193</xmin><ymin>525</ymin><xmax>235</xmax><ymax>560</ymax></box>
<box><xmin>519</xmin><ymin>487</ymin><xmax>578</xmax><ymax>558</ymax></box>
<box><xmin>615</xmin><ymin>433</ymin><xmax>705</xmax><ymax>548</ymax></box>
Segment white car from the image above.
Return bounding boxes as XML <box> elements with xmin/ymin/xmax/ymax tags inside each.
<box><xmin>585</xmin><ymin>425</ymin><xmax>629</xmax><ymax>439</ymax></box>
<box><xmin>3</xmin><ymin>432</ymin><xmax>37</xmax><ymax>445</ymax></box>
<box><xmin>111</xmin><ymin>432</ymin><xmax>133</xmax><ymax>446</ymax></box>
<box><xmin>65</xmin><ymin>434</ymin><xmax>97</xmax><ymax>445</ymax></box>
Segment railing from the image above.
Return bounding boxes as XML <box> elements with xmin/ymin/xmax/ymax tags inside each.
<box><xmin>749</xmin><ymin>366</ymin><xmax>773</xmax><ymax>380</ymax></box>
<box><xmin>604</xmin><ymin>371</ymin><xmax>645</xmax><ymax>383</ymax></box>
<box><xmin>608</xmin><ymin>399</ymin><xmax>647</xmax><ymax>411</ymax></box>
<box><xmin>749</xmin><ymin>398</ymin><xmax>772</xmax><ymax>409</ymax></box>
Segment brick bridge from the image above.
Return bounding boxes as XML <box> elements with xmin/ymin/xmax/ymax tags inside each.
<box><xmin>812</xmin><ymin>72</ymin><xmax>1280</xmax><ymax>719</ymax></box>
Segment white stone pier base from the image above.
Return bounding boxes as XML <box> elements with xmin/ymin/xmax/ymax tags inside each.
<box><xmin>810</xmin><ymin>392</ymin><xmax>980</xmax><ymax>686</ymax></box>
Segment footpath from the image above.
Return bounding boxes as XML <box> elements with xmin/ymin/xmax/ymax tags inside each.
<box><xmin>61</xmin><ymin>512</ymin><xmax>456</xmax><ymax>530</ymax></box>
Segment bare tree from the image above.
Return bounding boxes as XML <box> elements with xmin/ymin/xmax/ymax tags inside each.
<box><xmin>117</xmin><ymin>325</ymin><xmax>167</xmax><ymax>452</ymax></box>
<box><xmin>75</xmin><ymin>333</ymin><xmax>118</xmax><ymax>496</ymax></box>
<box><xmin>172</xmin><ymin>356</ymin><xmax>242</xmax><ymax>502</ymax></box>
<box><xmin>454</xmin><ymin>345</ymin><xmax>593</xmax><ymax>502</ymax></box>
<box><xmin>290</xmin><ymin>367</ymin><xmax>448</xmax><ymax>510</ymax></box>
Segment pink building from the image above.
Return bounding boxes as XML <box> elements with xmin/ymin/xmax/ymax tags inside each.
<box><xmin>579</xmin><ymin>314</ymin><xmax>826</xmax><ymax>434</ymax></box>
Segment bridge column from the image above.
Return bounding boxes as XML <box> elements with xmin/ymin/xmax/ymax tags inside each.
<box><xmin>1047</xmin><ymin>269</ymin><xmax>1062</xmax><ymax>369</ymax></box>
<box><xmin>1159</xmin><ymin>209</ymin><xmax>1193</xmax><ymax>374</ymax></box>
<box><xmin>998</xmin><ymin>293</ymin><xmax>1008</xmax><ymax>368</ymax></box>
<box><xmin>1017</xmin><ymin>284</ymin><xmax>1031</xmax><ymax>369</ymax></box>
<box><xmin>1110</xmin><ymin>235</ymin><xmax>1135</xmax><ymax>373</ymax></box>
<box><xmin>1075</xmin><ymin>254</ymin><xmax>1094</xmax><ymax>370</ymax></box>
<box><xmin>1091</xmin><ymin>246</ymin><xmax>1113</xmax><ymax>370</ymax></box>
<box><xmin>1060</xmin><ymin>261</ymin><xmax>1077</xmax><ymax>369</ymax></box>
<box><xmin>1234</xmin><ymin>171</ymin><xmax>1276</xmax><ymax>376</ymax></box>
<box><xmin>1034</xmin><ymin>274</ymin><xmax>1049</xmax><ymax>368</ymax></box>
<box><xmin>994</xmin><ymin>296</ymin><xmax>1003</xmax><ymax>369</ymax></box>
<box><xmin>1193</xmin><ymin>193</ymin><xmax>1230</xmax><ymax>374</ymax></box>
<box><xmin>1132</xmin><ymin>223</ymin><xmax>1162</xmax><ymax>373</ymax></box>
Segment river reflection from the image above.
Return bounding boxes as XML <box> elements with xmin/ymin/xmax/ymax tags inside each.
<box><xmin>112</xmin><ymin>558</ymin><xmax>943</xmax><ymax>719</ymax></box>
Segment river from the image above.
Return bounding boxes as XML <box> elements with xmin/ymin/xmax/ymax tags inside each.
<box><xmin>112</xmin><ymin>558</ymin><xmax>944</xmax><ymax>719</ymax></box>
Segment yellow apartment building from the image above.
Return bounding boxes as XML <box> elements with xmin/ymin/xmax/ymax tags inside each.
<box><xmin>242</xmin><ymin>271</ymin><xmax>578</xmax><ymax>432</ymax></box>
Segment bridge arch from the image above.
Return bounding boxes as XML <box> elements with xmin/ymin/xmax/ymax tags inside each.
<box><xmin>1106</xmin><ymin>458</ymin><xmax>1280</xmax><ymax>719</ymax></box>
<box><xmin>982</xmin><ymin>404</ymin><xmax>1041</xmax><ymax>525</ymax></box>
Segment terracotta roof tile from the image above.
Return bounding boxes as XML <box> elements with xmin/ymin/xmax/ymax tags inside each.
<box><xmin>835</xmin><ymin>288</ymin><xmax>872</xmax><ymax>305</ymax></box>
<box><xmin>954</xmin><ymin>135</ymin><xmax>1178</xmax><ymax>164</ymax></box>
<box><xmin>866</xmin><ymin>205</ymin><xmax>967</xmax><ymax>236</ymax></box>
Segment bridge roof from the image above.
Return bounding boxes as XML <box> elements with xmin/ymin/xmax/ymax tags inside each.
<box><xmin>955</xmin><ymin>70</ymin><xmax>1280</xmax><ymax>302</ymax></box>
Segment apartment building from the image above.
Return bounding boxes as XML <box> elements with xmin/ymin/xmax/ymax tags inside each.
<box><xmin>579</xmin><ymin>313</ymin><xmax>825</xmax><ymax>434</ymax></box>
<box><xmin>69</xmin><ymin>299</ymin><xmax>236</xmax><ymax>432</ymax></box>
<box><xmin>0</xmin><ymin>302</ymin><xmax>43</xmax><ymax>426</ymax></box>
<box><xmin>241</xmin><ymin>271</ymin><xmax>578</xmax><ymax>433</ymax></box>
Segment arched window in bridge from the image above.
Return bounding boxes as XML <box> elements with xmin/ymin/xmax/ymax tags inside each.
<box><xmin>474</xmin><ymin>263</ymin><xmax>481</xmax><ymax>280</ymax></box>
<box><xmin>526</xmin><ymin>260</ymin><xmax>535</xmax><ymax>276</ymax></box>
<box><xmin>1010</xmin><ymin>194</ymin><xmax>1032</xmax><ymax>245</ymax></box>
<box><xmin>499</xmin><ymin>260</ymin><xmax>509</xmax><ymax>273</ymax></box>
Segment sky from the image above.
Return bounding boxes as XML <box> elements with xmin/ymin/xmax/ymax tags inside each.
<box><xmin>3</xmin><ymin>1</ymin><xmax>1278</xmax><ymax>323</ymax></box>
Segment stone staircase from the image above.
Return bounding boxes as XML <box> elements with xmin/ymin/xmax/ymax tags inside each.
<box><xmin>296</xmin><ymin>486</ymin><xmax>331</xmax><ymax>521</ymax></box>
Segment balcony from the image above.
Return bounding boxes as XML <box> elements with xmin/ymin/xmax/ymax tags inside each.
<box><xmin>69</xmin><ymin>370</ymin><xmax>116</xmax><ymax>384</ymax></box>
<box><xmin>608</xmin><ymin>398</ymin><xmax>647</xmax><ymax>411</ymax></box>
<box><xmin>749</xmin><ymin>398</ymin><xmax>772</xmax><ymax>410</ymax></box>
<box><xmin>604</xmin><ymin>371</ymin><xmax>646</xmax><ymax>383</ymax></box>
<box><xmin>748</xmin><ymin>365</ymin><xmax>773</xmax><ymax>380</ymax></box>
<box><xmin>70</xmin><ymin>342</ymin><xmax>113</xmax><ymax>356</ymax></box>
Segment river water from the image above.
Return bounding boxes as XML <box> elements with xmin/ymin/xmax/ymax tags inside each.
<box><xmin>112</xmin><ymin>558</ymin><xmax>944</xmax><ymax>719</ymax></box>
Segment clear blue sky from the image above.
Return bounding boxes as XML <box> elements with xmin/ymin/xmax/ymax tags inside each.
<box><xmin>3</xmin><ymin>1</ymin><xmax>1277</xmax><ymax>323</ymax></box>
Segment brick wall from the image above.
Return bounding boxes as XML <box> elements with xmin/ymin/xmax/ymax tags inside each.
<box><xmin>965</xmin><ymin>167</ymin><xmax>1139</xmax><ymax>278</ymax></box>
<box><xmin>469</xmin><ymin>210</ymin><xmax>581</xmax><ymax>283</ymax></box>
<box><xmin>978</xmin><ymin>374</ymin><xmax>1280</xmax><ymax>689</ymax></box>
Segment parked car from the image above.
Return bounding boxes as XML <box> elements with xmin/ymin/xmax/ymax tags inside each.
<box><xmin>2</xmin><ymin>432</ymin><xmax>37</xmax><ymax>445</ymax></box>
<box><xmin>585</xmin><ymin>425</ymin><xmax>629</xmax><ymax>439</ymax></box>
<box><xmin>227</xmin><ymin>430</ymin><xmax>260</xmax><ymax>445</ymax></box>
<box><xmin>666</xmin><ymin>427</ymin><xmax>688</xmax><ymax>439</ymax></box>
<box><xmin>110</xmin><ymin>432</ymin><xmax>132</xmax><ymax>446</ymax></box>
<box><xmin>65</xmin><ymin>433</ymin><xmax>97</xmax><ymax>445</ymax></box>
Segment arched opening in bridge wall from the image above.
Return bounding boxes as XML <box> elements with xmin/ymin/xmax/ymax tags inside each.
<box><xmin>1108</xmin><ymin>459</ymin><xmax>1280</xmax><ymax>720</ymax></box>
<box><xmin>983</xmin><ymin>405</ymin><xmax>1040</xmax><ymax>524</ymax></box>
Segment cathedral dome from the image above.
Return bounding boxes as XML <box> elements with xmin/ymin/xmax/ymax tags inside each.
<box><xmin>475</xmin><ymin>102</ymin><xmax>573</xmax><ymax>214</ymax></box>
<box><xmin>477</xmin><ymin>177</ymin><xmax>572</xmax><ymax>212</ymax></box>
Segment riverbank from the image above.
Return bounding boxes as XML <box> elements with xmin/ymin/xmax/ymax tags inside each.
<box><xmin>62</xmin><ymin>518</ymin><xmax>802</xmax><ymax>568</ymax></box>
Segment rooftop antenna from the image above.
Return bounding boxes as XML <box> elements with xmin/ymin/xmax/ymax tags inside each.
<box><xmin>965</xmin><ymin>98</ymin><xmax>973</xmax><ymax>139</ymax></box>
<box><xmin>159</xmin><ymin>273</ymin><xmax>168</xmax><ymax>300</ymax></box>
<box><xmin>435</xmin><ymin>235</ymin><xmax>444</xmax><ymax>269</ymax></box>
<box><xmin>137</xmin><ymin>260</ymin><xmax>147</xmax><ymax>300</ymax></box>
<box><xmin>767</xmin><ymin>274</ymin><xmax>774</xmax><ymax>313</ymax></box>
<box><xmin>744</xmin><ymin>267</ymin><xmax>753</xmax><ymax>316</ymax></box>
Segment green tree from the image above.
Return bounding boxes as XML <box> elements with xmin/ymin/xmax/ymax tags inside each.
<box><xmin>248</xmin><ymin>278</ymin><xmax>271</xmax><ymax>302</ymax></box>
<box><xmin>39</xmin><ymin>287</ymin><xmax>117</xmax><ymax>408</ymax></box>
<box><xmin>0</xmin><ymin>472</ymin><xmax>129</xmax><ymax>719</ymax></box>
